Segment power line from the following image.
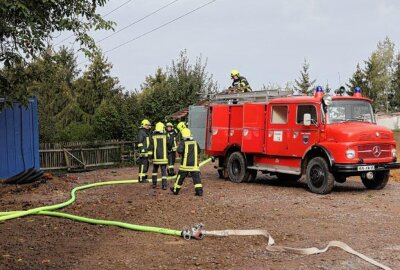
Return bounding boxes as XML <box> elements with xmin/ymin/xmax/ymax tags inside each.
<box><xmin>54</xmin><ymin>0</ymin><xmax>133</xmax><ymax>46</ymax></box>
<box><xmin>102</xmin><ymin>0</ymin><xmax>133</xmax><ymax>17</ymax></box>
<box><xmin>105</xmin><ymin>0</ymin><xmax>216</xmax><ymax>54</ymax></box>
<box><xmin>97</xmin><ymin>0</ymin><xmax>180</xmax><ymax>43</ymax></box>
<box><xmin>78</xmin><ymin>0</ymin><xmax>217</xmax><ymax>66</ymax></box>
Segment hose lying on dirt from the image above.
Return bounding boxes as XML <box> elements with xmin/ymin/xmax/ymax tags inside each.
<box><xmin>206</xmin><ymin>229</ymin><xmax>392</xmax><ymax>270</ymax></box>
<box><xmin>0</xmin><ymin>158</ymin><xmax>214</xmax><ymax>222</ymax></box>
<box><xmin>0</xmin><ymin>156</ymin><xmax>392</xmax><ymax>270</ymax></box>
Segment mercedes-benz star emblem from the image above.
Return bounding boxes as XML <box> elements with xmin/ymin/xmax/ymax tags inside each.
<box><xmin>372</xmin><ymin>146</ymin><xmax>381</xmax><ymax>157</ymax></box>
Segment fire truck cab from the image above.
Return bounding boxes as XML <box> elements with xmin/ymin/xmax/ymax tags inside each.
<box><xmin>205</xmin><ymin>87</ymin><xmax>400</xmax><ymax>194</ymax></box>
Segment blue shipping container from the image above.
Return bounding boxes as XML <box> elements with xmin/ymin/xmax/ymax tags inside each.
<box><xmin>0</xmin><ymin>97</ymin><xmax>40</xmax><ymax>179</ymax></box>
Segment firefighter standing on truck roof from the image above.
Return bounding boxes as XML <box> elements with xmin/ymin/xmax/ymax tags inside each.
<box><xmin>170</xmin><ymin>128</ymin><xmax>203</xmax><ymax>196</ymax></box>
<box><xmin>165</xmin><ymin>122</ymin><xmax>177</xmax><ymax>176</ymax></box>
<box><xmin>137</xmin><ymin>119</ymin><xmax>151</xmax><ymax>183</ymax></box>
<box><xmin>149</xmin><ymin>122</ymin><xmax>171</xmax><ymax>190</ymax></box>
<box><xmin>231</xmin><ymin>69</ymin><xmax>252</xmax><ymax>92</ymax></box>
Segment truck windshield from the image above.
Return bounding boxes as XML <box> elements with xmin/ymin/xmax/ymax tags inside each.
<box><xmin>327</xmin><ymin>100</ymin><xmax>375</xmax><ymax>124</ymax></box>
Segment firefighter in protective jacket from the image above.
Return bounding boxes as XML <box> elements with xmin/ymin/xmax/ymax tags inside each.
<box><xmin>149</xmin><ymin>122</ymin><xmax>171</xmax><ymax>190</ymax></box>
<box><xmin>231</xmin><ymin>69</ymin><xmax>252</xmax><ymax>92</ymax></box>
<box><xmin>137</xmin><ymin>119</ymin><xmax>152</xmax><ymax>183</ymax></box>
<box><xmin>170</xmin><ymin>128</ymin><xmax>203</xmax><ymax>196</ymax></box>
<box><xmin>165</xmin><ymin>122</ymin><xmax>177</xmax><ymax>176</ymax></box>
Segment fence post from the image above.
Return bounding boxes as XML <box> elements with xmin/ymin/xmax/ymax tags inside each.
<box><xmin>64</xmin><ymin>149</ymin><xmax>71</xmax><ymax>171</ymax></box>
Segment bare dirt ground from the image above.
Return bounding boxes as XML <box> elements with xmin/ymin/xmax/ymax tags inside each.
<box><xmin>1</xmin><ymin>162</ymin><xmax>400</xmax><ymax>270</ymax></box>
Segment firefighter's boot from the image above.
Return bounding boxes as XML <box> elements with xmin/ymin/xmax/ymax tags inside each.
<box><xmin>152</xmin><ymin>175</ymin><xmax>157</xmax><ymax>188</ymax></box>
<box><xmin>170</xmin><ymin>186</ymin><xmax>180</xmax><ymax>195</ymax></box>
<box><xmin>195</xmin><ymin>188</ymin><xmax>203</xmax><ymax>197</ymax></box>
<box><xmin>162</xmin><ymin>178</ymin><xmax>167</xmax><ymax>190</ymax></box>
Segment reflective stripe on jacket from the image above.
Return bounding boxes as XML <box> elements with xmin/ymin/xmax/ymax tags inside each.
<box><xmin>150</xmin><ymin>133</ymin><xmax>170</xmax><ymax>164</ymax></box>
<box><xmin>138</xmin><ymin>128</ymin><xmax>151</xmax><ymax>156</ymax></box>
<box><xmin>177</xmin><ymin>139</ymin><xmax>200</xmax><ymax>171</ymax></box>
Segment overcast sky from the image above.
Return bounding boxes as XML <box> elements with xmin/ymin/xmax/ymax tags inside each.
<box><xmin>54</xmin><ymin>0</ymin><xmax>400</xmax><ymax>93</ymax></box>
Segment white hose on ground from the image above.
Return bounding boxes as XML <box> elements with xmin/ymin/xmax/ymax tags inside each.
<box><xmin>205</xmin><ymin>229</ymin><xmax>391</xmax><ymax>270</ymax></box>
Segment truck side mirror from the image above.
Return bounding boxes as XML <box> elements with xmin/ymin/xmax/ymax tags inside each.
<box><xmin>303</xmin><ymin>113</ymin><xmax>311</xmax><ymax>126</ymax></box>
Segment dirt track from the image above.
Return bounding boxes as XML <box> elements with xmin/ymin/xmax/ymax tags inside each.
<box><xmin>1</xmin><ymin>164</ymin><xmax>400</xmax><ymax>270</ymax></box>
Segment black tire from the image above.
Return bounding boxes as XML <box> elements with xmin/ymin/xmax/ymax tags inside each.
<box><xmin>361</xmin><ymin>171</ymin><xmax>389</xmax><ymax>190</ymax></box>
<box><xmin>306</xmin><ymin>157</ymin><xmax>334</xmax><ymax>194</ymax></box>
<box><xmin>21</xmin><ymin>171</ymin><xmax>44</xmax><ymax>184</ymax></box>
<box><xmin>8</xmin><ymin>168</ymin><xmax>36</xmax><ymax>184</ymax></box>
<box><xmin>226</xmin><ymin>152</ymin><xmax>250</xmax><ymax>183</ymax></box>
<box><xmin>15</xmin><ymin>169</ymin><xmax>39</xmax><ymax>184</ymax></box>
<box><xmin>4</xmin><ymin>168</ymin><xmax>35</xmax><ymax>184</ymax></box>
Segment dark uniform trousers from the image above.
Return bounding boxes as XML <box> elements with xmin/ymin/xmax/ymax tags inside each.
<box><xmin>152</xmin><ymin>164</ymin><xmax>167</xmax><ymax>189</ymax></box>
<box><xmin>138</xmin><ymin>156</ymin><xmax>149</xmax><ymax>182</ymax></box>
<box><xmin>167</xmin><ymin>151</ymin><xmax>176</xmax><ymax>176</ymax></box>
<box><xmin>171</xmin><ymin>139</ymin><xmax>203</xmax><ymax>196</ymax></box>
<box><xmin>172</xmin><ymin>170</ymin><xmax>202</xmax><ymax>196</ymax></box>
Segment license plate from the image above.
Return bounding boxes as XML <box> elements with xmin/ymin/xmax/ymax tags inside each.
<box><xmin>357</xmin><ymin>165</ymin><xmax>375</xmax><ymax>171</ymax></box>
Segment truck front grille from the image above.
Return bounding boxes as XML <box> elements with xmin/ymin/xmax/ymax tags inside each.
<box><xmin>358</xmin><ymin>144</ymin><xmax>391</xmax><ymax>159</ymax></box>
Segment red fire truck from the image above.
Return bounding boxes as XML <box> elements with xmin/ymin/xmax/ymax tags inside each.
<box><xmin>205</xmin><ymin>87</ymin><xmax>400</xmax><ymax>194</ymax></box>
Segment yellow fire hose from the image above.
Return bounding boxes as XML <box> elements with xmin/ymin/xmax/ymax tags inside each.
<box><xmin>0</xmin><ymin>157</ymin><xmax>392</xmax><ymax>269</ymax></box>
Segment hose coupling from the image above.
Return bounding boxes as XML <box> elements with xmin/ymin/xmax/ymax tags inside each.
<box><xmin>182</xmin><ymin>223</ymin><xmax>205</xmax><ymax>240</ymax></box>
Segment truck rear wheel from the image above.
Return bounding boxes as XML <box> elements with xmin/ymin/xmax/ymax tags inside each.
<box><xmin>361</xmin><ymin>171</ymin><xmax>389</xmax><ymax>189</ymax></box>
<box><xmin>306</xmin><ymin>157</ymin><xmax>334</xmax><ymax>194</ymax></box>
<box><xmin>227</xmin><ymin>152</ymin><xmax>250</xmax><ymax>183</ymax></box>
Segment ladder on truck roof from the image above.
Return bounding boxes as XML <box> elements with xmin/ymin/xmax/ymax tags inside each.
<box><xmin>210</xmin><ymin>89</ymin><xmax>292</xmax><ymax>104</ymax></box>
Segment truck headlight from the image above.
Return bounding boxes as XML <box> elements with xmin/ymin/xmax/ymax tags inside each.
<box><xmin>346</xmin><ymin>149</ymin><xmax>355</xmax><ymax>159</ymax></box>
<box><xmin>392</xmin><ymin>148</ymin><xmax>397</xmax><ymax>158</ymax></box>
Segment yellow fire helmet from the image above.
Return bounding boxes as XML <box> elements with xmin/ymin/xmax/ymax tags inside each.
<box><xmin>181</xmin><ymin>128</ymin><xmax>192</xmax><ymax>138</ymax></box>
<box><xmin>155</xmin><ymin>122</ymin><xmax>165</xmax><ymax>133</ymax></box>
<box><xmin>141</xmin><ymin>119</ymin><xmax>151</xmax><ymax>127</ymax></box>
<box><xmin>177</xmin><ymin>121</ymin><xmax>187</xmax><ymax>131</ymax></box>
<box><xmin>230</xmin><ymin>69</ymin><xmax>240</xmax><ymax>77</ymax></box>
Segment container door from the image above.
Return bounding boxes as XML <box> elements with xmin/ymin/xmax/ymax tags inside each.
<box><xmin>208</xmin><ymin>105</ymin><xmax>230</xmax><ymax>152</ymax></box>
<box><xmin>265</xmin><ymin>104</ymin><xmax>291</xmax><ymax>156</ymax></box>
<box><xmin>242</xmin><ymin>103</ymin><xmax>266</xmax><ymax>153</ymax></box>
<box><xmin>289</xmin><ymin>104</ymin><xmax>320</xmax><ymax>157</ymax></box>
<box><xmin>188</xmin><ymin>105</ymin><xmax>208</xmax><ymax>149</ymax></box>
<box><xmin>228</xmin><ymin>105</ymin><xmax>243</xmax><ymax>145</ymax></box>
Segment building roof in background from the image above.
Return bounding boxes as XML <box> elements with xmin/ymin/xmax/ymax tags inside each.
<box><xmin>168</xmin><ymin>100</ymin><xmax>209</xmax><ymax>120</ymax></box>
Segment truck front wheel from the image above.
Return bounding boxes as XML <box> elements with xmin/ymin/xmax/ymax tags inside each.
<box><xmin>306</xmin><ymin>157</ymin><xmax>334</xmax><ymax>194</ymax></box>
<box><xmin>361</xmin><ymin>171</ymin><xmax>389</xmax><ymax>189</ymax></box>
<box><xmin>227</xmin><ymin>152</ymin><xmax>250</xmax><ymax>183</ymax></box>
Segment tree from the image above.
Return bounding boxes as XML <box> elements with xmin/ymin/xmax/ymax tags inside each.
<box><xmin>347</xmin><ymin>63</ymin><xmax>369</xmax><ymax>96</ymax></box>
<box><xmin>294</xmin><ymin>59</ymin><xmax>316</xmax><ymax>95</ymax></box>
<box><xmin>167</xmin><ymin>50</ymin><xmax>217</xmax><ymax>113</ymax></box>
<box><xmin>138</xmin><ymin>50</ymin><xmax>218</xmax><ymax>124</ymax></box>
<box><xmin>75</xmin><ymin>51</ymin><xmax>120</xmax><ymax>117</ymax></box>
<box><xmin>391</xmin><ymin>53</ymin><xmax>400</xmax><ymax>111</ymax></box>
<box><xmin>138</xmin><ymin>68</ymin><xmax>172</xmax><ymax>123</ymax></box>
<box><xmin>364</xmin><ymin>38</ymin><xmax>395</xmax><ymax>112</ymax></box>
<box><xmin>0</xmin><ymin>0</ymin><xmax>114</xmax><ymax>105</ymax></box>
<box><xmin>93</xmin><ymin>93</ymin><xmax>139</xmax><ymax>140</ymax></box>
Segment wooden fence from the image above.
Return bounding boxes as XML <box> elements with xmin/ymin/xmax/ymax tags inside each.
<box><xmin>39</xmin><ymin>141</ymin><xmax>137</xmax><ymax>171</ymax></box>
